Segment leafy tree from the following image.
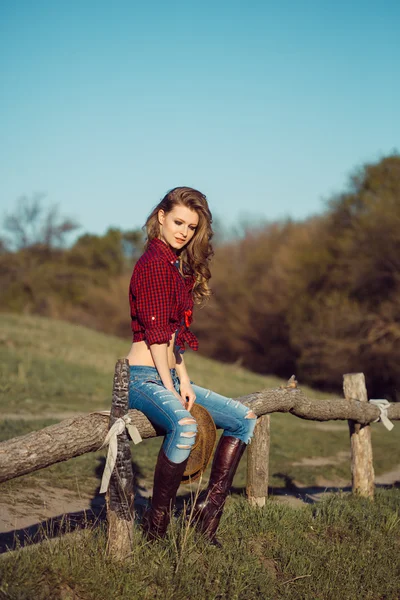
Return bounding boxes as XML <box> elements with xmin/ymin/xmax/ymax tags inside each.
<box><xmin>196</xmin><ymin>154</ymin><xmax>400</xmax><ymax>399</ymax></box>
<box><xmin>288</xmin><ymin>154</ymin><xmax>400</xmax><ymax>398</ymax></box>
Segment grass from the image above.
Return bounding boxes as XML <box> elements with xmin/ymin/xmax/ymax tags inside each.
<box><xmin>0</xmin><ymin>490</ymin><xmax>399</xmax><ymax>599</ymax></box>
<box><xmin>1</xmin><ymin>312</ymin><xmax>400</xmax><ymax>496</ymax></box>
<box><xmin>1</xmin><ymin>313</ymin><xmax>400</xmax><ymax>598</ymax></box>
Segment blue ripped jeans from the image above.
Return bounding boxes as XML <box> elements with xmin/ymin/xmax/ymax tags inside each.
<box><xmin>129</xmin><ymin>366</ymin><xmax>257</xmax><ymax>464</ymax></box>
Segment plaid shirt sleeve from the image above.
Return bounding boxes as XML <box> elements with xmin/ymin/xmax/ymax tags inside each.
<box><xmin>133</xmin><ymin>260</ymin><xmax>175</xmax><ymax>346</ymax></box>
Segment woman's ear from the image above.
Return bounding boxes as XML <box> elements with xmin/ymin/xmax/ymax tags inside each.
<box><xmin>158</xmin><ymin>209</ymin><xmax>165</xmax><ymax>225</ymax></box>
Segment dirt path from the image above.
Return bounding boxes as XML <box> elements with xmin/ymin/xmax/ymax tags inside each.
<box><xmin>1</xmin><ymin>411</ymin><xmax>88</xmax><ymax>421</ymax></box>
<box><xmin>0</xmin><ymin>483</ymin><xmax>107</xmax><ymax>552</ymax></box>
<box><xmin>274</xmin><ymin>453</ymin><xmax>400</xmax><ymax>507</ymax></box>
<box><xmin>0</xmin><ymin>486</ymin><xmax>97</xmax><ymax>533</ymax></box>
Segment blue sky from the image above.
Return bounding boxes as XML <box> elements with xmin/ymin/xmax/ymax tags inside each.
<box><xmin>1</xmin><ymin>0</ymin><xmax>399</xmax><ymax>238</ymax></box>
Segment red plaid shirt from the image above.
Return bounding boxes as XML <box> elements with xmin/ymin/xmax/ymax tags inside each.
<box><xmin>129</xmin><ymin>237</ymin><xmax>199</xmax><ymax>353</ymax></box>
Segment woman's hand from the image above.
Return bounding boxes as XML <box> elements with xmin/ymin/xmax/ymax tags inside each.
<box><xmin>179</xmin><ymin>380</ymin><xmax>196</xmax><ymax>412</ymax></box>
<box><xmin>170</xmin><ymin>388</ymin><xmax>187</xmax><ymax>407</ymax></box>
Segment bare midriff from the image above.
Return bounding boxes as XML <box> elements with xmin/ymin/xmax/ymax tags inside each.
<box><xmin>126</xmin><ymin>332</ymin><xmax>177</xmax><ymax>369</ymax></box>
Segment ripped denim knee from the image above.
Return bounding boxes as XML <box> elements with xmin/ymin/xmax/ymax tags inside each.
<box><xmin>242</xmin><ymin>409</ymin><xmax>257</xmax><ymax>444</ymax></box>
<box><xmin>164</xmin><ymin>417</ymin><xmax>198</xmax><ymax>464</ymax></box>
<box><xmin>221</xmin><ymin>403</ymin><xmax>258</xmax><ymax>445</ymax></box>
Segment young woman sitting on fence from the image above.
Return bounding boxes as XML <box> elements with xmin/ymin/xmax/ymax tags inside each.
<box><xmin>127</xmin><ymin>187</ymin><xmax>257</xmax><ymax>546</ymax></box>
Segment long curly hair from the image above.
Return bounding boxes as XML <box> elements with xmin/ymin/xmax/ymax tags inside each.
<box><xmin>145</xmin><ymin>187</ymin><xmax>214</xmax><ymax>305</ymax></box>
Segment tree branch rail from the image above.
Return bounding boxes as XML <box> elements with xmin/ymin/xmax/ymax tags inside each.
<box><xmin>1</xmin><ymin>384</ymin><xmax>398</xmax><ymax>484</ymax></box>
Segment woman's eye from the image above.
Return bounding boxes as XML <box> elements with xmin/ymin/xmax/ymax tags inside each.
<box><xmin>189</xmin><ymin>226</ymin><xmax>197</xmax><ymax>231</ymax></box>
<box><xmin>174</xmin><ymin>220</ymin><xmax>182</xmax><ymax>226</ymax></box>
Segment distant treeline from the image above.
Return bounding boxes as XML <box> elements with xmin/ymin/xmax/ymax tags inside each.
<box><xmin>1</xmin><ymin>155</ymin><xmax>399</xmax><ymax>400</ymax></box>
<box><xmin>0</xmin><ymin>195</ymin><xmax>143</xmax><ymax>339</ymax></box>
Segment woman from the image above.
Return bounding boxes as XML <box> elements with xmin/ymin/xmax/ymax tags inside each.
<box><xmin>127</xmin><ymin>187</ymin><xmax>257</xmax><ymax>546</ymax></box>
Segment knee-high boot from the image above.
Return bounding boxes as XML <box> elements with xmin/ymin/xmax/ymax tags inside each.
<box><xmin>192</xmin><ymin>435</ymin><xmax>246</xmax><ymax>546</ymax></box>
<box><xmin>142</xmin><ymin>448</ymin><xmax>189</xmax><ymax>540</ymax></box>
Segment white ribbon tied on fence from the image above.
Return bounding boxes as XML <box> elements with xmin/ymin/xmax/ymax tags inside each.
<box><xmin>369</xmin><ymin>399</ymin><xmax>394</xmax><ymax>431</ymax></box>
<box><xmin>99</xmin><ymin>414</ymin><xmax>142</xmax><ymax>494</ymax></box>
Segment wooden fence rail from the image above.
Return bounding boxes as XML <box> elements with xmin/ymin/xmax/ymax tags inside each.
<box><xmin>0</xmin><ymin>362</ymin><xmax>399</xmax><ymax>486</ymax></box>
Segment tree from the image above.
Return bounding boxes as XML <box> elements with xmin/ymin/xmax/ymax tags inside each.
<box><xmin>2</xmin><ymin>193</ymin><xmax>79</xmax><ymax>252</ymax></box>
<box><xmin>288</xmin><ymin>154</ymin><xmax>400</xmax><ymax>398</ymax></box>
<box><xmin>195</xmin><ymin>154</ymin><xmax>400</xmax><ymax>400</ymax></box>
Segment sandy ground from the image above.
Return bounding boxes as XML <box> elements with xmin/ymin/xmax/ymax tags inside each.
<box><xmin>1</xmin><ymin>411</ymin><xmax>88</xmax><ymax>421</ymax></box>
<box><xmin>0</xmin><ymin>486</ymin><xmax>99</xmax><ymax>534</ymax></box>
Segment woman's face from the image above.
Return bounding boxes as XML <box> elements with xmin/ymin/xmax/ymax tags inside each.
<box><xmin>158</xmin><ymin>205</ymin><xmax>199</xmax><ymax>251</ymax></box>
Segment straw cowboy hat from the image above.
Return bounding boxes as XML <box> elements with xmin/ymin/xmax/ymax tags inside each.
<box><xmin>181</xmin><ymin>404</ymin><xmax>217</xmax><ymax>484</ymax></box>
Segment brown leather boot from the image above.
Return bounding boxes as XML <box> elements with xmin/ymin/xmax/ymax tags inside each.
<box><xmin>142</xmin><ymin>448</ymin><xmax>189</xmax><ymax>540</ymax></box>
<box><xmin>192</xmin><ymin>436</ymin><xmax>246</xmax><ymax>546</ymax></box>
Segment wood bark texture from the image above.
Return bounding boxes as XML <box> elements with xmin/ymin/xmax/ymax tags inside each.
<box><xmin>343</xmin><ymin>373</ymin><xmax>375</xmax><ymax>498</ymax></box>
<box><xmin>106</xmin><ymin>358</ymin><xmax>134</xmax><ymax>560</ymax></box>
<box><xmin>246</xmin><ymin>414</ymin><xmax>270</xmax><ymax>507</ymax></box>
<box><xmin>1</xmin><ymin>377</ymin><xmax>399</xmax><ymax>484</ymax></box>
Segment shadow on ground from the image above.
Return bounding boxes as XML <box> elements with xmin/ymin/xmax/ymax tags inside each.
<box><xmin>1</xmin><ymin>471</ymin><xmax>399</xmax><ymax>554</ymax></box>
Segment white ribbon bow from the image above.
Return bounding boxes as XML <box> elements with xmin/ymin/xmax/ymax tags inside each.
<box><xmin>369</xmin><ymin>399</ymin><xmax>394</xmax><ymax>431</ymax></box>
<box><xmin>99</xmin><ymin>414</ymin><xmax>142</xmax><ymax>494</ymax></box>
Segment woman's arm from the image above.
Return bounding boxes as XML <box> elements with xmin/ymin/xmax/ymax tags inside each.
<box><xmin>133</xmin><ymin>260</ymin><xmax>189</xmax><ymax>406</ymax></box>
<box><xmin>174</xmin><ymin>350</ymin><xmax>190</xmax><ymax>383</ymax></box>
<box><xmin>174</xmin><ymin>351</ymin><xmax>196</xmax><ymax>411</ymax></box>
<box><xmin>149</xmin><ymin>343</ymin><xmax>174</xmax><ymax>389</ymax></box>
<box><xmin>150</xmin><ymin>343</ymin><xmax>185</xmax><ymax>406</ymax></box>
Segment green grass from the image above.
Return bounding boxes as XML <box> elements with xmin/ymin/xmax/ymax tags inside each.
<box><xmin>1</xmin><ymin>313</ymin><xmax>400</xmax><ymax>599</ymax></box>
<box><xmin>0</xmin><ymin>490</ymin><xmax>399</xmax><ymax>599</ymax></box>
<box><xmin>1</xmin><ymin>312</ymin><xmax>400</xmax><ymax>496</ymax></box>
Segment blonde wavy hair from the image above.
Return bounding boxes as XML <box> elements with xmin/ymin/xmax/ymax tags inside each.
<box><xmin>145</xmin><ymin>187</ymin><xmax>214</xmax><ymax>304</ymax></box>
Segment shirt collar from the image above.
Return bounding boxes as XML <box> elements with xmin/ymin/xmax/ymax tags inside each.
<box><xmin>149</xmin><ymin>237</ymin><xmax>178</xmax><ymax>265</ymax></box>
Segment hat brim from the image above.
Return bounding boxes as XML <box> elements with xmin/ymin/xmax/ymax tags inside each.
<box><xmin>181</xmin><ymin>404</ymin><xmax>216</xmax><ymax>484</ymax></box>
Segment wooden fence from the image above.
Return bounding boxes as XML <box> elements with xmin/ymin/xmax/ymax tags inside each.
<box><xmin>1</xmin><ymin>358</ymin><xmax>399</xmax><ymax>559</ymax></box>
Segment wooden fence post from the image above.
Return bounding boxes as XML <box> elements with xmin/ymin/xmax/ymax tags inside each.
<box><xmin>246</xmin><ymin>415</ymin><xmax>270</xmax><ymax>507</ymax></box>
<box><xmin>106</xmin><ymin>358</ymin><xmax>135</xmax><ymax>559</ymax></box>
<box><xmin>343</xmin><ymin>373</ymin><xmax>375</xmax><ymax>498</ymax></box>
